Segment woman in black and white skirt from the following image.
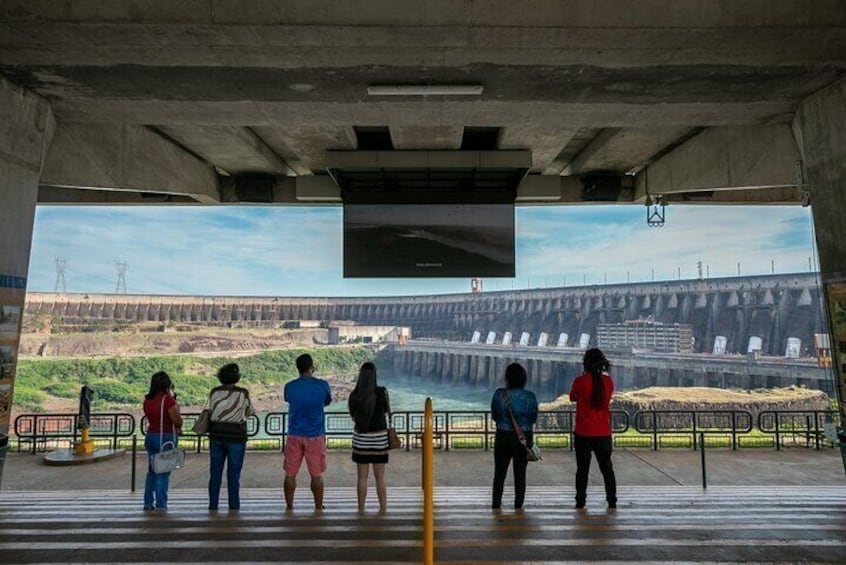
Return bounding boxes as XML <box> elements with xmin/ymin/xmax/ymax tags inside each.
<box><xmin>348</xmin><ymin>362</ymin><xmax>391</xmax><ymax>512</ymax></box>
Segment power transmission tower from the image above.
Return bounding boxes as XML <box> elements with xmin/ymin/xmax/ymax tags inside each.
<box><xmin>115</xmin><ymin>262</ymin><xmax>128</xmax><ymax>294</ymax></box>
<box><xmin>54</xmin><ymin>257</ymin><xmax>68</xmax><ymax>293</ymax></box>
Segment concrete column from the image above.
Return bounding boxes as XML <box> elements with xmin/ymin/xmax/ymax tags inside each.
<box><xmin>793</xmin><ymin>78</ymin><xmax>846</xmax><ymax>473</ymax></box>
<box><xmin>0</xmin><ymin>77</ymin><xmax>55</xmax><ymax>486</ymax></box>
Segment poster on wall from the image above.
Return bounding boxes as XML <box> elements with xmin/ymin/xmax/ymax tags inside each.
<box><xmin>0</xmin><ymin>274</ymin><xmax>27</xmax><ymax>435</ymax></box>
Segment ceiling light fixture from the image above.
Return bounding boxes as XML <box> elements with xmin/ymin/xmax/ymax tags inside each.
<box><xmin>367</xmin><ymin>85</ymin><xmax>484</xmax><ymax>96</ymax></box>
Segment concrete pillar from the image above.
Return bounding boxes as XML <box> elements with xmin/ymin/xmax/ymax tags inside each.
<box><xmin>793</xmin><ymin>78</ymin><xmax>846</xmax><ymax>472</ymax></box>
<box><xmin>0</xmin><ymin>77</ymin><xmax>55</xmax><ymax>486</ymax></box>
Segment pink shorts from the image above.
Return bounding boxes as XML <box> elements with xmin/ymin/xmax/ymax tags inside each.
<box><xmin>284</xmin><ymin>435</ymin><xmax>327</xmax><ymax>477</ymax></box>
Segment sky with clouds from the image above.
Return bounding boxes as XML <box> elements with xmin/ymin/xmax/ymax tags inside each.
<box><xmin>27</xmin><ymin>204</ymin><xmax>818</xmax><ymax>297</ymax></box>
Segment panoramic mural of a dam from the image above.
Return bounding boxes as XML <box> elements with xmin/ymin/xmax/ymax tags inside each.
<box><xmin>24</xmin><ymin>273</ymin><xmax>832</xmax><ymax>396</ymax></box>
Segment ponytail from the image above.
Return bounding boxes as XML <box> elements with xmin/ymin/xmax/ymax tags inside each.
<box><xmin>582</xmin><ymin>348</ymin><xmax>611</xmax><ymax>410</ymax></box>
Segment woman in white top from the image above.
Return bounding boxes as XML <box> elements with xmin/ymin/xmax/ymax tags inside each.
<box><xmin>206</xmin><ymin>363</ymin><xmax>254</xmax><ymax>511</ymax></box>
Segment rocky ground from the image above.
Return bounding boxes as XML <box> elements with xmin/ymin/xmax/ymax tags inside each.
<box><xmin>541</xmin><ymin>385</ymin><xmax>833</xmax><ymax>415</ymax></box>
<box><xmin>17</xmin><ymin>328</ymin><xmax>327</xmax><ymax>358</ymax></box>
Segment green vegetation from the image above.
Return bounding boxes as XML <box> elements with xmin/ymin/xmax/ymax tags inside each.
<box><xmin>14</xmin><ymin>347</ymin><xmax>373</xmax><ymax>411</ymax></box>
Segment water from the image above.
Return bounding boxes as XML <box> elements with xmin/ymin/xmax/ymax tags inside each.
<box><xmin>377</xmin><ymin>373</ymin><xmax>492</xmax><ymax>411</ymax></box>
<box><xmin>377</xmin><ymin>373</ymin><xmax>562</xmax><ymax>412</ymax></box>
<box><xmin>378</xmin><ymin>373</ymin><xmax>551</xmax><ymax>412</ymax></box>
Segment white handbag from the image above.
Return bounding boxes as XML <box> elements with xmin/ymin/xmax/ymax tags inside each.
<box><xmin>151</xmin><ymin>396</ymin><xmax>185</xmax><ymax>473</ymax></box>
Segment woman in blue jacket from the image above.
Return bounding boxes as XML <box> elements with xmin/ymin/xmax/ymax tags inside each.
<box><xmin>490</xmin><ymin>362</ymin><xmax>538</xmax><ymax>510</ymax></box>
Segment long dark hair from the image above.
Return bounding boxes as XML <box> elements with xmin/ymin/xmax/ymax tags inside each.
<box><xmin>348</xmin><ymin>362</ymin><xmax>378</xmax><ymax>432</ymax></box>
<box><xmin>145</xmin><ymin>371</ymin><xmax>172</xmax><ymax>400</ymax></box>
<box><xmin>583</xmin><ymin>348</ymin><xmax>611</xmax><ymax>410</ymax></box>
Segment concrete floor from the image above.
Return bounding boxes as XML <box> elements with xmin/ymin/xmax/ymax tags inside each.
<box><xmin>2</xmin><ymin>447</ymin><xmax>844</xmax><ymax>492</ymax></box>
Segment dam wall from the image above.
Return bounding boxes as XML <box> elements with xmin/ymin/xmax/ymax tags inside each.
<box><xmin>24</xmin><ymin>273</ymin><xmax>825</xmax><ymax>357</ymax></box>
<box><xmin>381</xmin><ymin>342</ymin><xmax>832</xmax><ymax>397</ymax></box>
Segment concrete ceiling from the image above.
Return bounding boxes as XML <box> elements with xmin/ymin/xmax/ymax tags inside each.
<box><xmin>1</xmin><ymin>0</ymin><xmax>845</xmax><ymax>205</ymax></box>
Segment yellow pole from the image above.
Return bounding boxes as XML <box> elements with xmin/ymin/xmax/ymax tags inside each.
<box><xmin>423</xmin><ymin>397</ymin><xmax>434</xmax><ymax>565</ymax></box>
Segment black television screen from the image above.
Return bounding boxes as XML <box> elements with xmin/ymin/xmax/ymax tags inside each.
<box><xmin>343</xmin><ymin>204</ymin><xmax>515</xmax><ymax>278</ymax></box>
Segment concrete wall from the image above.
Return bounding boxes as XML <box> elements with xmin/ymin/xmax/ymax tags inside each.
<box><xmin>0</xmin><ymin>76</ymin><xmax>55</xmax><ymax>445</ymax></box>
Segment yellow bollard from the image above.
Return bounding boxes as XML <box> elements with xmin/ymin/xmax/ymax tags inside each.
<box><xmin>74</xmin><ymin>428</ymin><xmax>95</xmax><ymax>455</ymax></box>
<box><xmin>423</xmin><ymin>397</ymin><xmax>434</xmax><ymax>565</ymax></box>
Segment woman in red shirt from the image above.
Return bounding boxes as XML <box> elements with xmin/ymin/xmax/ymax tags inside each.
<box><xmin>569</xmin><ymin>348</ymin><xmax>617</xmax><ymax>510</ymax></box>
<box><xmin>142</xmin><ymin>371</ymin><xmax>183</xmax><ymax>511</ymax></box>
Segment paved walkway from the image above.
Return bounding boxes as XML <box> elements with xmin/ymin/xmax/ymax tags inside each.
<box><xmin>1</xmin><ymin>486</ymin><xmax>844</xmax><ymax>563</ymax></box>
<box><xmin>2</xmin><ymin>447</ymin><xmax>844</xmax><ymax>492</ymax></box>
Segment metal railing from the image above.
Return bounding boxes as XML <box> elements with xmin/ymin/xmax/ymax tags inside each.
<box><xmin>140</xmin><ymin>412</ymin><xmax>262</xmax><ymax>452</ymax></box>
<box><xmin>12</xmin><ymin>408</ymin><xmax>839</xmax><ymax>453</ymax></box>
<box><xmin>632</xmin><ymin>410</ymin><xmax>754</xmax><ymax>450</ymax></box>
<box><xmin>13</xmin><ymin>412</ymin><xmax>135</xmax><ymax>454</ymax></box>
<box><xmin>757</xmin><ymin>410</ymin><xmax>839</xmax><ymax>450</ymax></box>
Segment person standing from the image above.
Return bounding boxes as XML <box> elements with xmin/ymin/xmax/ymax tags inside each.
<box><xmin>570</xmin><ymin>348</ymin><xmax>617</xmax><ymax>510</ymax></box>
<box><xmin>142</xmin><ymin>371</ymin><xmax>182</xmax><ymax>511</ymax></box>
<box><xmin>490</xmin><ymin>362</ymin><xmax>538</xmax><ymax>510</ymax></box>
<box><xmin>283</xmin><ymin>353</ymin><xmax>332</xmax><ymax>511</ymax></box>
<box><xmin>348</xmin><ymin>362</ymin><xmax>391</xmax><ymax>513</ymax></box>
<box><xmin>206</xmin><ymin>363</ymin><xmax>255</xmax><ymax>512</ymax></box>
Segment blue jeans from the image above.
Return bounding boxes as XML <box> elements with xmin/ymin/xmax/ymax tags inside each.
<box><xmin>208</xmin><ymin>438</ymin><xmax>247</xmax><ymax>510</ymax></box>
<box><xmin>144</xmin><ymin>434</ymin><xmax>177</xmax><ymax>509</ymax></box>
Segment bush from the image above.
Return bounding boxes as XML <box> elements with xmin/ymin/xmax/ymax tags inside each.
<box><xmin>13</xmin><ymin>387</ymin><xmax>47</xmax><ymax>411</ymax></box>
<box><xmin>13</xmin><ymin>347</ymin><xmax>373</xmax><ymax>412</ymax></box>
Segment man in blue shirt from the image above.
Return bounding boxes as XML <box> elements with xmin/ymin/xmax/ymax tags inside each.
<box><xmin>283</xmin><ymin>353</ymin><xmax>332</xmax><ymax>510</ymax></box>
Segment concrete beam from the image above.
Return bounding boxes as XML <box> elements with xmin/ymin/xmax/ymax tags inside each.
<box><xmin>40</xmin><ymin>123</ymin><xmax>220</xmax><ymax>203</ymax></box>
<box><xmin>665</xmin><ymin>186</ymin><xmax>804</xmax><ymax>205</ymax></box>
<box><xmin>252</xmin><ymin>125</ymin><xmax>356</xmax><ymax>175</ymax></box>
<box><xmin>516</xmin><ymin>175</ymin><xmax>635</xmax><ymax>204</ymax></box>
<box><xmin>390</xmin><ymin>126</ymin><xmax>463</xmax><ymax>150</ymax></box>
<box><xmin>0</xmin><ymin>75</ymin><xmax>54</xmax><ymax>178</ymax></box>
<box><xmin>500</xmin><ymin>127</ymin><xmax>579</xmax><ymax>173</ymax></box>
<box><xmin>37</xmin><ymin>186</ymin><xmax>198</xmax><ymax>205</ymax></box>
<box><xmin>295</xmin><ymin>176</ymin><xmax>341</xmax><ymax>203</ymax></box>
<box><xmin>325</xmin><ymin>150</ymin><xmax>531</xmax><ymax>170</ymax></box>
<box><xmin>2</xmin><ymin>1</ymin><xmax>845</xmax><ymax>68</ymax></box>
<box><xmin>633</xmin><ymin>126</ymin><xmax>801</xmax><ymax>201</ymax></box>
<box><xmin>158</xmin><ymin>126</ymin><xmax>295</xmax><ymax>176</ymax></box>
<box><xmin>562</xmin><ymin>127</ymin><xmax>694</xmax><ymax>176</ymax></box>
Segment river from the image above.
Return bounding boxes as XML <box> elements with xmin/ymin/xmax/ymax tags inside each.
<box><xmin>378</xmin><ymin>373</ymin><xmax>559</xmax><ymax>412</ymax></box>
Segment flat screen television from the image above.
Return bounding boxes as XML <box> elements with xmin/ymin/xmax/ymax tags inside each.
<box><xmin>343</xmin><ymin>203</ymin><xmax>515</xmax><ymax>278</ymax></box>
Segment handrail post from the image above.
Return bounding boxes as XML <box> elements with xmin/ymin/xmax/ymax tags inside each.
<box><xmin>652</xmin><ymin>411</ymin><xmax>658</xmax><ymax>451</ymax></box>
<box><xmin>731</xmin><ymin>412</ymin><xmax>737</xmax><ymax>451</ymax></box>
<box><xmin>692</xmin><ymin>412</ymin><xmax>698</xmax><ymax>451</ymax></box>
<box><xmin>32</xmin><ymin>416</ymin><xmax>38</xmax><ymax>455</ymax></box>
<box><xmin>444</xmin><ymin>411</ymin><xmax>450</xmax><ymax>452</ymax></box>
<box><xmin>699</xmin><ymin>432</ymin><xmax>707</xmax><ymax>489</ymax></box>
<box><xmin>775</xmin><ymin>416</ymin><xmax>781</xmax><ymax>451</ymax></box>
<box><xmin>484</xmin><ymin>412</ymin><xmax>489</xmax><ymax>452</ymax></box>
<box><xmin>814</xmin><ymin>411</ymin><xmax>821</xmax><ymax>450</ymax></box>
<box><xmin>131</xmin><ymin>436</ymin><xmax>137</xmax><ymax>493</ymax></box>
<box><xmin>423</xmin><ymin>397</ymin><xmax>434</xmax><ymax>565</ymax></box>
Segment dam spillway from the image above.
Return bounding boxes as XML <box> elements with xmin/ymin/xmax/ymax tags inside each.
<box><xmin>380</xmin><ymin>341</ymin><xmax>830</xmax><ymax>397</ymax></box>
<box><xmin>24</xmin><ymin>273</ymin><xmax>825</xmax><ymax>358</ymax></box>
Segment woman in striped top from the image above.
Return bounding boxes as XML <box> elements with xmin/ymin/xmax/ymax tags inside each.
<box><xmin>348</xmin><ymin>362</ymin><xmax>391</xmax><ymax>513</ymax></box>
<box><xmin>206</xmin><ymin>363</ymin><xmax>255</xmax><ymax>511</ymax></box>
